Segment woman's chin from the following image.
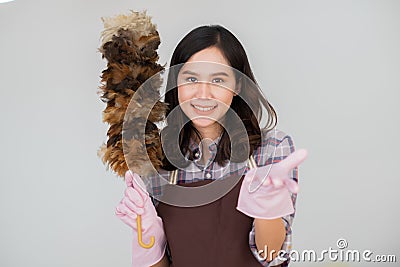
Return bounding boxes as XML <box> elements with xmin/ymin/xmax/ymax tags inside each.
<box><xmin>191</xmin><ymin>118</ymin><xmax>218</xmax><ymax>129</ymax></box>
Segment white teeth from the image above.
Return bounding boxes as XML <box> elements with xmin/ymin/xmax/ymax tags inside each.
<box><xmin>193</xmin><ymin>105</ymin><xmax>216</xmax><ymax>111</ymax></box>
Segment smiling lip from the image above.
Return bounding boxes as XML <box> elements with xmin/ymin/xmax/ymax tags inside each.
<box><xmin>191</xmin><ymin>104</ymin><xmax>217</xmax><ymax>112</ymax></box>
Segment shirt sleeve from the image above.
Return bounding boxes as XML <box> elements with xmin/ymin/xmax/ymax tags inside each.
<box><xmin>248</xmin><ymin>130</ymin><xmax>298</xmax><ymax>266</ymax></box>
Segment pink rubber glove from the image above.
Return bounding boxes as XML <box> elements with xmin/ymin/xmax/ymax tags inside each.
<box><xmin>237</xmin><ymin>149</ymin><xmax>308</xmax><ymax>220</ymax></box>
<box><xmin>115</xmin><ymin>170</ymin><xmax>167</xmax><ymax>267</ymax></box>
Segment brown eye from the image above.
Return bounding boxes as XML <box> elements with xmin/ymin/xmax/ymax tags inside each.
<box><xmin>187</xmin><ymin>77</ymin><xmax>198</xmax><ymax>83</ymax></box>
<box><xmin>212</xmin><ymin>78</ymin><xmax>224</xmax><ymax>83</ymax></box>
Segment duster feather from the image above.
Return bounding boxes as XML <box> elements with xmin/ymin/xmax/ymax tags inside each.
<box><xmin>98</xmin><ymin>10</ymin><xmax>168</xmax><ymax>178</ymax></box>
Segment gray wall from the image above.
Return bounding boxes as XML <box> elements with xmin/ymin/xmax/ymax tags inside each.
<box><xmin>0</xmin><ymin>0</ymin><xmax>399</xmax><ymax>266</ymax></box>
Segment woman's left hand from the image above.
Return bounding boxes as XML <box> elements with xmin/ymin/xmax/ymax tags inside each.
<box><xmin>236</xmin><ymin>149</ymin><xmax>308</xmax><ymax>219</ymax></box>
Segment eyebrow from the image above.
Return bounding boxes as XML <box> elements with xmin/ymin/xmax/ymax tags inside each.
<box><xmin>181</xmin><ymin>70</ymin><xmax>230</xmax><ymax>77</ymax></box>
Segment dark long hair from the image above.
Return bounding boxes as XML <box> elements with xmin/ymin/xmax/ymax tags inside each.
<box><xmin>160</xmin><ymin>25</ymin><xmax>277</xmax><ymax>171</ymax></box>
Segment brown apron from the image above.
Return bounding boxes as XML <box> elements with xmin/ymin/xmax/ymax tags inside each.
<box><xmin>156</xmin><ymin>156</ymin><xmax>268</xmax><ymax>267</ymax></box>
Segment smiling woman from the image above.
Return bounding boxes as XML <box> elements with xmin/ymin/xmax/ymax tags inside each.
<box><xmin>142</xmin><ymin>25</ymin><xmax>306</xmax><ymax>267</ymax></box>
<box><xmin>113</xmin><ymin>21</ymin><xmax>307</xmax><ymax>267</ymax></box>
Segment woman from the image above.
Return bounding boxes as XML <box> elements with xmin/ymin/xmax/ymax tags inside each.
<box><xmin>116</xmin><ymin>25</ymin><xmax>307</xmax><ymax>267</ymax></box>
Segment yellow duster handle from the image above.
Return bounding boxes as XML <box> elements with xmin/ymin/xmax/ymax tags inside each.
<box><xmin>137</xmin><ymin>215</ymin><xmax>155</xmax><ymax>248</ymax></box>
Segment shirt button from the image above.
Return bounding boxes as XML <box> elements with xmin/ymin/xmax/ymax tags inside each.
<box><xmin>206</xmin><ymin>173</ymin><xmax>211</xmax><ymax>178</ymax></box>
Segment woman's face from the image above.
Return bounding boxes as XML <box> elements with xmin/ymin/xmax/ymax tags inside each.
<box><xmin>177</xmin><ymin>46</ymin><xmax>239</xmax><ymax>136</ymax></box>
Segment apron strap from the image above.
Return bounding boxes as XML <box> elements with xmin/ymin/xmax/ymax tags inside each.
<box><xmin>169</xmin><ymin>167</ymin><xmax>178</xmax><ymax>185</ymax></box>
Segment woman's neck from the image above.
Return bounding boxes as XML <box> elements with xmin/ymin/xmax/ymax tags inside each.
<box><xmin>193</xmin><ymin>123</ymin><xmax>223</xmax><ymax>142</ymax></box>
<box><xmin>192</xmin><ymin>126</ymin><xmax>222</xmax><ymax>166</ymax></box>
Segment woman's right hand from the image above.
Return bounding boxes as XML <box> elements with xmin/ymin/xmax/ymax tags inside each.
<box><xmin>115</xmin><ymin>170</ymin><xmax>159</xmax><ymax>231</ymax></box>
<box><xmin>115</xmin><ymin>170</ymin><xmax>167</xmax><ymax>267</ymax></box>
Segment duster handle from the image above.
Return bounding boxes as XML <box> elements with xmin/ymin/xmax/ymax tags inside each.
<box><xmin>137</xmin><ymin>215</ymin><xmax>155</xmax><ymax>248</ymax></box>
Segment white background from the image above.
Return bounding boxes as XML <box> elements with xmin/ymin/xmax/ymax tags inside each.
<box><xmin>0</xmin><ymin>0</ymin><xmax>399</xmax><ymax>266</ymax></box>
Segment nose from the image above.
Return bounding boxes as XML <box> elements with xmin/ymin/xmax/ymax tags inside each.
<box><xmin>195</xmin><ymin>81</ymin><xmax>212</xmax><ymax>98</ymax></box>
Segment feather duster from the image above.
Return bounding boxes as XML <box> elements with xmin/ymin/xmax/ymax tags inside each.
<box><xmin>98</xmin><ymin>10</ymin><xmax>168</xmax><ymax>178</ymax></box>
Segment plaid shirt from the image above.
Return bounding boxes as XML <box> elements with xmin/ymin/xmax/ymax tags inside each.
<box><xmin>147</xmin><ymin>128</ymin><xmax>298</xmax><ymax>266</ymax></box>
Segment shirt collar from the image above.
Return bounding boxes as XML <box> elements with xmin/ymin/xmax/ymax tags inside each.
<box><xmin>186</xmin><ymin>133</ymin><xmax>222</xmax><ymax>163</ymax></box>
<box><xmin>188</xmin><ymin>134</ymin><xmax>222</xmax><ymax>152</ymax></box>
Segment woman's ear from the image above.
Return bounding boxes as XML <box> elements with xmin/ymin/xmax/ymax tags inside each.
<box><xmin>234</xmin><ymin>78</ymin><xmax>242</xmax><ymax>96</ymax></box>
